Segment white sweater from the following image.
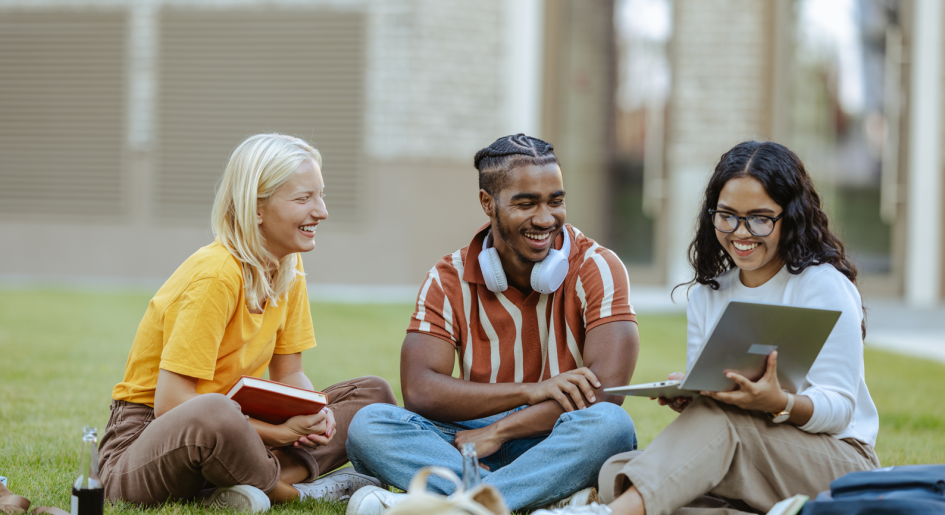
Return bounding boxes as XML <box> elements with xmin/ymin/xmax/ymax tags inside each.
<box><xmin>686</xmin><ymin>264</ymin><xmax>879</xmax><ymax>447</ymax></box>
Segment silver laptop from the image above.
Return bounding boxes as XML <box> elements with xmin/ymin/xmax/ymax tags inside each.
<box><xmin>606</xmin><ymin>301</ymin><xmax>842</xmax><ymax>398</ymax></box>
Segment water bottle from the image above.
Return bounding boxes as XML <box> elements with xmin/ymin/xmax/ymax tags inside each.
<box><xmin>461</xmin><ymin>442</ymin><xmax>482</xmax><ymax>491</ymax></box>
<box><xmin>71</xmin><ymin>427</ymin><xmax>103</xmax><ymax>515</ymax></box>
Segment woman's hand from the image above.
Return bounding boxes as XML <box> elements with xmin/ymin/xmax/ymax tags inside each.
<box><xmin>283</xmin><ymin>407</ymin><xmax>335</xmax><ymax>449</ymax></box>
<box><xmin>253</xmin><ymin>407</ymin><xmax>335</xmax><ymax>448</ymax></box>
<box><xmin>701</xmin><ymin>351</ymin><xmax>788</xmax><ymax>413</ymax></box>
<box><xmin>655</xmin><ymin>372</ymin><xmax>693</xmax><ymax>413</ymax></box>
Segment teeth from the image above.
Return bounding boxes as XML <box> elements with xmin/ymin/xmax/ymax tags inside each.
<box><xmin>525</xmin><ymin>232</ymin><xmax>550</xmax><ymax>241</ymax></box>
<box><xmin>299</xmin><ymin>225</ymin><xmax>316</xmax><ymax>232</ymax></box>
<box><xmin>733</xmin><ymin>241</ymin><xmax>758</xmax><ymax>251</ymax></box>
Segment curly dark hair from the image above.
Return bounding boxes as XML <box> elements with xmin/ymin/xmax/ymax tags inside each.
<box><xmin>679</xmin><ymin>141</ymin><xmax>864</xmax><ymax>335</ymax></box>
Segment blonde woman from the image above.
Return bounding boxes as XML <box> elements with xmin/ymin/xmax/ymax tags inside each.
<box><xmin>98</xmin><ymin>134</ymin><xmax>396</xmax><ymax>512</ymax></box>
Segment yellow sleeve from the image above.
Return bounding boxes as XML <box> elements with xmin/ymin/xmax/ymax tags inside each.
<box><xmin>275</xmin><ymin>259</ymin><xmax>316</xmax><ymax>355</ymax></box>
<box><xmin>159</xmin><ymin>278</ymin><xmax>237</xmax><ymax>380</ymax></box>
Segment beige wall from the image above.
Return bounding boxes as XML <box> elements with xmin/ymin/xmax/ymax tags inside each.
<box><xmin>0</xmin><ymin>158</ymin><xmax>485</xmax><ymax>286</ymax></box>
<box><xmin>300</xmin><ymin>159</ymin><xmax>486</xmax><ymax>286</ymax></box>
<box><xmin>0</xmin><ymin>0</ymin><xmax>508</xmax><ymax>290</ymax></box>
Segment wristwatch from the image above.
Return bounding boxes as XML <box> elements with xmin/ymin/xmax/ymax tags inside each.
<box><xmin>769</xmin><ymin>391</ymin><xmax>794</xmax><ymax>424</ymax></box>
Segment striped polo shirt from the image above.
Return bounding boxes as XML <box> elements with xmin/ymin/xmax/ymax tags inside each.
<box><xmin>407</xmin><ymin>223</ymin><xmax>637</xmax><ymax>384</ymax></box>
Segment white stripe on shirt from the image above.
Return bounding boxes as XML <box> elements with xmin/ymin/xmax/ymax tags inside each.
<box><xmin>478</xmin><ymin>299</ymin><xmax>502</xmax><ymax>383</ymax></box>
<box><xmin>547</xmin><ymin>293</ymin><xmax>560</xmax><ymax>377</ymax></box>
<box><xmin>416</xmin><ymin>271</ymin><xmax>435</xmax><ymax>333</ymax></box>
<box><xmin>565</xmin><ymin>317</ymin><xmax>584</xmax><ymax>368</ymax></box>
<box><xmin>496</xmin><ymin>293</ymin><xmax>524</xmax><ymax>383</ymax></box>
<box><xmin>591</xmin><ymin>253</ymin><xmax>616</xmax><ymax>318</ymax></box>
<box><xmin>536</xmin><ymin>294</ymin><xmax>549</xmax><ymax>380</ymax></box>
<box><xmin>576</xmin><ymin>276</ymin><xmax>588</xmax><ymax>319</ymax></box>
<box><xmin>453</xmin><ymin>250</ymin><xmax>474</xmax><ymax>381</ymax></box>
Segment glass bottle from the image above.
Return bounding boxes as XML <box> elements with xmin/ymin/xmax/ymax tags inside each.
<box><xmin>461</xmin><ymin>442</ymin><xmax>482</xmax><ymax>491</ymax></box>
<box><xmin>71</xmin><ymin>427</ymin><xmax>103</xmax><ymax>515</ymax></box>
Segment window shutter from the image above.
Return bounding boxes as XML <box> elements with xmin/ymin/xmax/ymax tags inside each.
<box><xmin>0</xmin><ymin>12</ymin><xmax>125</xmax><ymax>218</ymax></box>
<box><xmin>157</xmin><ymin>9</ymin><xmax>366</xmax><ymax>223</ymax></box>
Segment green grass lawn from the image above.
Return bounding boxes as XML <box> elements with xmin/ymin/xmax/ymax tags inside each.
<box><xmin>1</xmin><ymin>289</ymin><xmax>943</xmax><ymax>514</ymax></box>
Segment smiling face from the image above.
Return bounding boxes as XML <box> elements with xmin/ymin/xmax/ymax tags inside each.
<box><xmin>715</xmin><ymin>175</ymin><xmax>784</xmax><ymax>287</ymax></box>
<box><xmin>480</xmin><ymin>162</ymin><xmax>566</xmax><ymax>290</ymax></box>
<box><xmin>257</xmin><ymin>159</ymin><xmax>328</xmax><ymax>261</ymax></box>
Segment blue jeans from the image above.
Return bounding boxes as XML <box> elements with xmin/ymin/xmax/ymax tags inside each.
<box><xmin>346</xmin><ymin>402</ymin><xmax>637</xmax><ymax>510</ymax></box>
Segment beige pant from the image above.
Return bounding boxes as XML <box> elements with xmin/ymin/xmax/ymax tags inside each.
<box><xmin>98</xmin><ymin>375</ymin><xmax>396</xmax><ymax>505</ymax></box>
<box><xmin>599</xmin><ymin>397</ymin><xmax>879</xmax><ymax>515</ymax></box>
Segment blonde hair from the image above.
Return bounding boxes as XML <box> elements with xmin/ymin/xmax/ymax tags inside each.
<box><xmin>211</xmin><ymin>133</ymin><xmax>322</xmax><ymax>312</ymax></box>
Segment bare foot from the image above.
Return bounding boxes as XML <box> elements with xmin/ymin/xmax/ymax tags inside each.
<box><xmin>0</xmin><ymin>484</ymin><xmax>70</xmax><ymax>515</ymax></box>
<box><xmin>0</xmin><ymin>495</ymin><xmax>30</xmax><ymax>515</ymax></box>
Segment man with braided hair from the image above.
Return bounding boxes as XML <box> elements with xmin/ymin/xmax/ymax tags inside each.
<box><xmin>346</xmin><ymin>134</ymin><xmax>640</xmax><ymax>513</ymax></box>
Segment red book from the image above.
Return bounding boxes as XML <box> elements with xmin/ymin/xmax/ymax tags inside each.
<box><xmin>225</xmin><ymin>376</ymin><xmax>327</xmax><ymax>425</ymax></box>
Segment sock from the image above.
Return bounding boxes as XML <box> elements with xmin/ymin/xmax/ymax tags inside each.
<box><xmin>294</xmin><ymin>486</ymin><xmax>310</xmax><ymax>501</ymax></box>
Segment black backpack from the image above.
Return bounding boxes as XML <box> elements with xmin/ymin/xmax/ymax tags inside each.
<box><xmin>801</xmin><ymin>465</ymin><xmax>945</xmax><ymax>514</ymax></box>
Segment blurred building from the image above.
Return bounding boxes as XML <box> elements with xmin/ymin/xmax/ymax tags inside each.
<box><xmin>612</xmin><ymin>0</ymin><xmax>943</xmax><ymax>308</ymax></box>
<box><xmin>1</xmin><ymin>0</ymin><xmax>942</xmax><ymax>306</ymax></box>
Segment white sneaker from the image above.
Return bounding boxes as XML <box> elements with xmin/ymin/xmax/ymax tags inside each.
<box><xmin>294</xmin><ymin>468</ymin><xmax>383</xmax><ymax>502</ymax></box>
<box><xmin>344</xmin><ymin>485</ymin><xmax>408</xmax><ymax>515</ymax></box>
<box><xmin>540</xmin><ymin>487</ymin><xmax>599</xmax><ymax>510</ymax></box>
<box><xmin>532</xmin><ymin>502</ymin><xmax>613</xmax><ymax>515</ymax></box>
<box><xmin>205</xmin><ymin>484</ymin><xmax>271</xmax><ymax>513</ymax></box>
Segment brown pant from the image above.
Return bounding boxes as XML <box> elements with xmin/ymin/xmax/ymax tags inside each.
<box><xmin>98</xmin><ymin>376</ymin><xmax>396</xmax><ymax>505</ymax></box>
<box><xmin>598</xmin><ymin>397</ymin><xmax>880</xmax><ymax>515</ymax></box>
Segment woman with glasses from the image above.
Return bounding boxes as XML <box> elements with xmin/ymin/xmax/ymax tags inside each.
<box><xmin>535</xmin><ymin>141</ymin><xmax>880</xmax><ymax>515</ymax></box>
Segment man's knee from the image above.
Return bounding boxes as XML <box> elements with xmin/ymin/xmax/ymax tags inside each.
<box><xmin>576</xmin><ymin>402</ymin><xmax>635</xmax><ymax>432</ymax></box>
<box><xmin>565</xmin><ymin>402</ymin><xmax>636</xmax><ymax>450</ymax></box>
<box><xmin>346</xmin><ymin>403</ymin><xmax>405</xmax><ymax>454</ymax></box>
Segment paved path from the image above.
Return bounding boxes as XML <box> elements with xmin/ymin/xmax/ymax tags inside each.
<box><xmin>861</xmin><ymin>298</ymin><xmax>945</xmax><ymax>365</ymax></box>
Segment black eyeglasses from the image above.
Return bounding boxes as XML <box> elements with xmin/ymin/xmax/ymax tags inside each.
<box><xmin>709</xmin><ymin>209</ymin><xmax>783</xmax><ymax>237</ymax></box>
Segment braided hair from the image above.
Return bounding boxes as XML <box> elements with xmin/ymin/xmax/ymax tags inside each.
<box><xmin>474</xmin><ymin>134</ymin><xmax>558</xmax><ymax>197</ymax></box>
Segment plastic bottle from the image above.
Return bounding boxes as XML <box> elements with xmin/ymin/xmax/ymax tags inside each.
<box><xmin>461</xmin><ymin>442</ymin><xmax>482</xmax><ymax>491</ymax></box>
<box><xmin>71</xmin><ymin>427</ymin><xmax>103</xmax><ymax>515</ymax></box>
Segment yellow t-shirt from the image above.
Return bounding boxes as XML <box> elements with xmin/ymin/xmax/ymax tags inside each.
<box><xmin>112</xmin><ymin>241</ymin><xmax>316</xmax><ymax>406</ymax></box>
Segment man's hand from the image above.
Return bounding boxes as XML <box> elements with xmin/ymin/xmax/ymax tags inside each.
<box><xmin>453</xmin><ymin>425</ymin><xmax>503</xmax><ymax>468</ymax></box>
<box><xmin>525</xmin><ymin>367</ymin><xmax>601</xmax><ymax>411</ymax></box>
<box><xmin>702</xmin><ymin>351</ymin><xmax>788</xmax><ymax>412</ymax></box>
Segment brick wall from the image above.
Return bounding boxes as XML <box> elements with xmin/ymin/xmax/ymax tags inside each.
<box><xmin>664</xmin><ymin>0</ymin><xmax>776</xmax><ymax>284</ymax></box>
<box><xmin>367</xmin><ymin>0</ymin><xmax>507</xmax><ymax>160</ymax></box>
<box><xmin>667</xmin><ymin>0</ymin><xmax>774</xmax><ymax>172</ymax></box>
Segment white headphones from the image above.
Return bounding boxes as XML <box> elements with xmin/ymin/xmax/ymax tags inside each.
<box><xmin>478</xmin><ymin>228</ymin><xmax>572</xmax><ymax>294</ymax></box>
